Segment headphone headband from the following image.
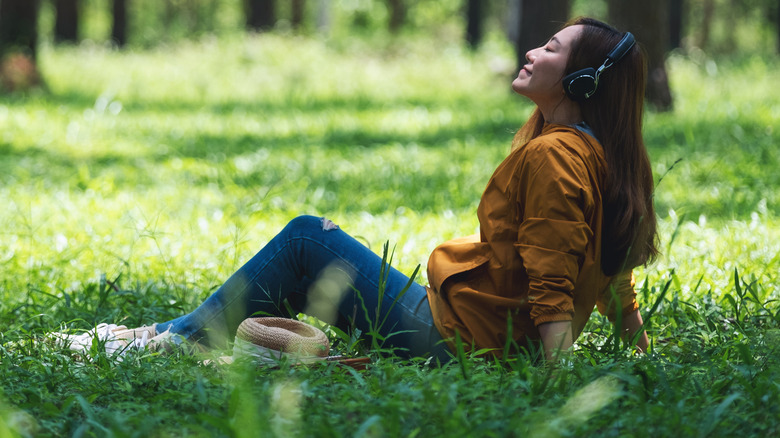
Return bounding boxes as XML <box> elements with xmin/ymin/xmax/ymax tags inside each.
<box><xmin>563</xmin><ymin>31</ymin><xmax>635</xmax><ymax>101</ymax></box>
<box><xmin>606</xmin><ymin>32</ymin><xmax>635</xmax><ymax>64</ymax></box>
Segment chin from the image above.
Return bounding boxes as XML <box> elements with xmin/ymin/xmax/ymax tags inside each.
<box><xmin>511</xmin><ymin>83</ymin><xmax>526</xmax><ymax>96</ymax></box>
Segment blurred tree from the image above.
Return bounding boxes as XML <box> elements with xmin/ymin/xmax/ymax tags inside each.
<box><xmin>112</xmin><ymin>0</ymin><xmax>128</xmax><ymax>47</ymax></box>
<box><xmin>163</xmin><ymin>0</ymin><xmax>176</xmax><ymax>33</ymax></box>
<box><xmin>387</xmin><ymin>0</ymin><xmax>406</xmax><ymax>32</ymax></box>
<box><xmin>247</xmin><ymin>0</ymin><xmax>276</xmax><ymax>31</ymax></box>
<box><xmin>0</xmin><ymin>0</ymin><xmax>42</xmax><ymax>91</ymax></box>
<box><xmin>669</xmin><ymin>0</ymin><xmax>684</xmax><ymax>49</ymax></box>
<box><xmin>608</xmin><ymin>0</ymin><xmax>673</xmax><ymax>111</ymax></box>
<box><xmin>0</xmin><ymin>0</ymin><xmax>39</xmax><ymax>58</ymax></box>
<box><xmin>315</xmin><ymin>0</ymin><xmax>331</xmax><ymax>32</ymax></box>
<box><xmin>292</xmin><ymin>0</ymin><xmax>305</xmax><ymax>29</ymax></box>
<box><xmin>510</xmin><ymin>0</ymin><xmax>571</xmax><ymax>71</ymax></box>
<box><xmin>465</xmin><ymin>0</ymin><xmax>483</xmax><ymax>49</ymax></box>
<box><xmin>696</xmin><ymin>0</ymin><xmax>715</xmax><ymax>50</ymax></box>
<box><xmin>54</xmin><ymin>0</ymin><xmax>80</xmax><ymax>43</ymax></box>
<box><xmin>195</xmin><ymin>0</ymin><xmax>219</xmax><ymax>34</ymax></box>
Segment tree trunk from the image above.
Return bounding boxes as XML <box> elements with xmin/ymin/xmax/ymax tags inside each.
<box><xmin>669</xmin><ymin>0</ymin><xmax>683</xmax><ymax>50</ymax></box>
<box><xmin>0</xmin><ymin>0</ymin><xmax>39</xmax><ymax>58</ymax></box>
<box><xmin>513</xmin><ymin>0</ymin><xmax>571</xmax><ymax>72</ymax></box>
<box><xmin>608</xmin><ymin>0</ymin><xmax>674</xmax><ymax>111</ymax></box>
<box><xmin>54</xmin><ymin>0</ymin><xmax>80</xmax><ymax>43</ymax></box>
<box><xmin>697</xmin><ymin>0</ymin><xmax>715</xmax><ymax>50</ymax></box>
<box><xmin>292</xmin><ymin>0</ymin><xmax>305</xmax><ymax>29</ymax></box>
<box><xmin>386</xmin><ymin>0</ymin><xmax>406</xmax><ymax>33</ymax></box>
<box><xmin>246</xmin><ymin>0</ymin><xmax>276</xmax><ymax>31</ymax></box>
<box><xmin>465</xmin><ymin>0</ymin><xmax>483</xmax><ymax>49</ymax></box>
<box><xmin>776</xmin><ymin>0</ymin><xmax>779</xmax><ymax>54</ymax></box>
<box><xmin>112</xmin><ymin>0</ymin><xmax>128</xmax><ymax>47</ymax></box>
<box><xmin>0</xmin><ymin>0</ymin><xmax>41</xmax><ymax>91</ymax></box>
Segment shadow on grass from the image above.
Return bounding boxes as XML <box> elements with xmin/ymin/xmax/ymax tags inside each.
<box><xmin>3</xmin><ymin>89</ymin><xmax>779</xmax><ymax>219</ymax></box>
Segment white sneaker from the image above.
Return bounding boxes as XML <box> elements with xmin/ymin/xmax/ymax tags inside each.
<box><xmin>107</xmin><ymin>324</ymin><xmax>159</xmax><ymax>355</ymax></box>
<box><xmin>51</xmin><ymin>323</ymin><xmax>166</xmax><ymax>358</ymax></box>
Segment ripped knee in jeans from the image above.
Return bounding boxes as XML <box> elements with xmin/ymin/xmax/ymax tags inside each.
<box><xmin>320</xmin><ymin>217</ymin><xmax>339</xmax><ymax>231</ymax></box>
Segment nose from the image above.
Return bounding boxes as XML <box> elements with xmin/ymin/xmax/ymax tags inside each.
<box><xmin>525</xmin><ymin>49</ymin><xmax>536</xmax><ymax>63</ymax></box>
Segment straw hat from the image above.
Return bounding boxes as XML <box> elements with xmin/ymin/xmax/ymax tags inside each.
<box><xmin>231</xmin><ymin>317</ymin><xmax>330</xmax><ymax>365</ymax></box>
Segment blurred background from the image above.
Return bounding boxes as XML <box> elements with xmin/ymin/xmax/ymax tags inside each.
<box><xmin>2</xmin><ymin>0</ymin><xmax>779</xmax><ymax>111</ymax></box>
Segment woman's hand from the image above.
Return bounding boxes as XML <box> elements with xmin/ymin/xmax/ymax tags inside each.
<box><xmin>619</xmin><ymin>309</ymin><xmax>649</xmax><ymax>353</ymax></box>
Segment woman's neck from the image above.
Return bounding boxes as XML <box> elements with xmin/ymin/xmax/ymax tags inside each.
<box><xmin>539</xmin><ymin>97</ymin><xmax>583</xmax><ymax>126</ymax></box>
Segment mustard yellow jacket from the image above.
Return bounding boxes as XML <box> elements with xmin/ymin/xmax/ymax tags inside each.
<box><xmin>426</xmin><ymin>124</ymin><xmax>638</xmax><ymax>354</ymax></box>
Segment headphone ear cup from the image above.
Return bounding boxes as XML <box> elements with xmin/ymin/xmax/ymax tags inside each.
<box><xmin>563</xmin><ymin>68</ymin><xmax>597</xmax><ymax>101</ymax></box>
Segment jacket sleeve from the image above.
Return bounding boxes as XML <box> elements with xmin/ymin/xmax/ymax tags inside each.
<box><xmin>596</xmin><ymin>271</ymin><xmax>639</xmax><ymax>321</ymax></box>
<box><xmin>513</xmin><ymin>141</ymin><xmax>595</xmax><ymax>326</ymax></box>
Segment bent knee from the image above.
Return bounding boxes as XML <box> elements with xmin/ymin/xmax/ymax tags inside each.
<box><xmin>285</xmin><ymin>215</ymin><xmax>320</xmax><ymax>231</ymax></box>
<box><xmin>284</xmin><ymin>215</ymin><xmax>339</xmax><ymax>233</ymax></box>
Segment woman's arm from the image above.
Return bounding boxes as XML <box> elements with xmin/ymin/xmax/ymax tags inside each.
<box><xmin>619</xmin><ymin>309</ymin><xmax>649</xmax><ymax>353</ymax></box>
<box><xmin>539</xmin><ymin>310</ymin><xmax>648</xmax><ymax>361</ymax></box>
<box><xmin>538</xmin><ymin>321</ymin><xmax>573</xmax><ymax>361</ymax></box>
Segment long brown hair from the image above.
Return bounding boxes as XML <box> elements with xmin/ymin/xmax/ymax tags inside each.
<box><xmin>515</xmin><ymin>17</ymin><xmax>659</xmax><ymax>276</ymax></box>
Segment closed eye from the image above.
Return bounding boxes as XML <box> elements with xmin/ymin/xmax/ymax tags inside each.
<box><xmin>546</xmin><ymin>36</ymin><xmax>562</xmax><ymax>52</ymax></box>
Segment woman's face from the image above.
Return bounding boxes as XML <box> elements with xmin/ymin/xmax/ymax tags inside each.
<box><xmin>512</xmin><ymin>25</ymin><xmax>583</xmax><ymax>106</ymax></box>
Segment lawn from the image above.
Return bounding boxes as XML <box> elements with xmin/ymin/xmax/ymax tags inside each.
<box><xmin>1</xmin><ymin>32</ymin><xmax>779</xmax><ymax>437</ymax></box>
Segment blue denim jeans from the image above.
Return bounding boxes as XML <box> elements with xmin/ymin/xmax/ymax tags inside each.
<box><xmin>157</xmin><ymin>215</ymin><xmax>451</xmax><ymax>362</ymax></box>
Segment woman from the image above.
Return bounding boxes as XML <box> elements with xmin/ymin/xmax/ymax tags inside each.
<box><xmin>65</xmin><ymin>17</ymin><xmax>657</xmax><ymax>363</ymax></box>
<box><xmin>428</xmin><ymin>17</ymin><xmax>657</xmax><ymax>361</ymax></box>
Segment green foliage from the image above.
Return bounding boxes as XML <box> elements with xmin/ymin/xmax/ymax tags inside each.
<box><xmin>1</xmin><ymin>31</ymin><xmax>779</xmax><ymax>436</ymax></box>
<box><xmin>34</xmin><ymin>0</ymin><xmax>780</xmax><ymax>58</ymax></box>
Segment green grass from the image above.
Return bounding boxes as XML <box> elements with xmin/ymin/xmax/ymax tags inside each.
<box><xmin>1</xmin><ymin>33</ymin><xmax>780</xmax><ymax>437</ymax></box>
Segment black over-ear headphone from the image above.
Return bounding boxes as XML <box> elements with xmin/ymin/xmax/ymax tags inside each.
<box><xmin>562</xmin><ymin>32</ymin><xmax>635</xmax><ymax>101</ymax></box>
